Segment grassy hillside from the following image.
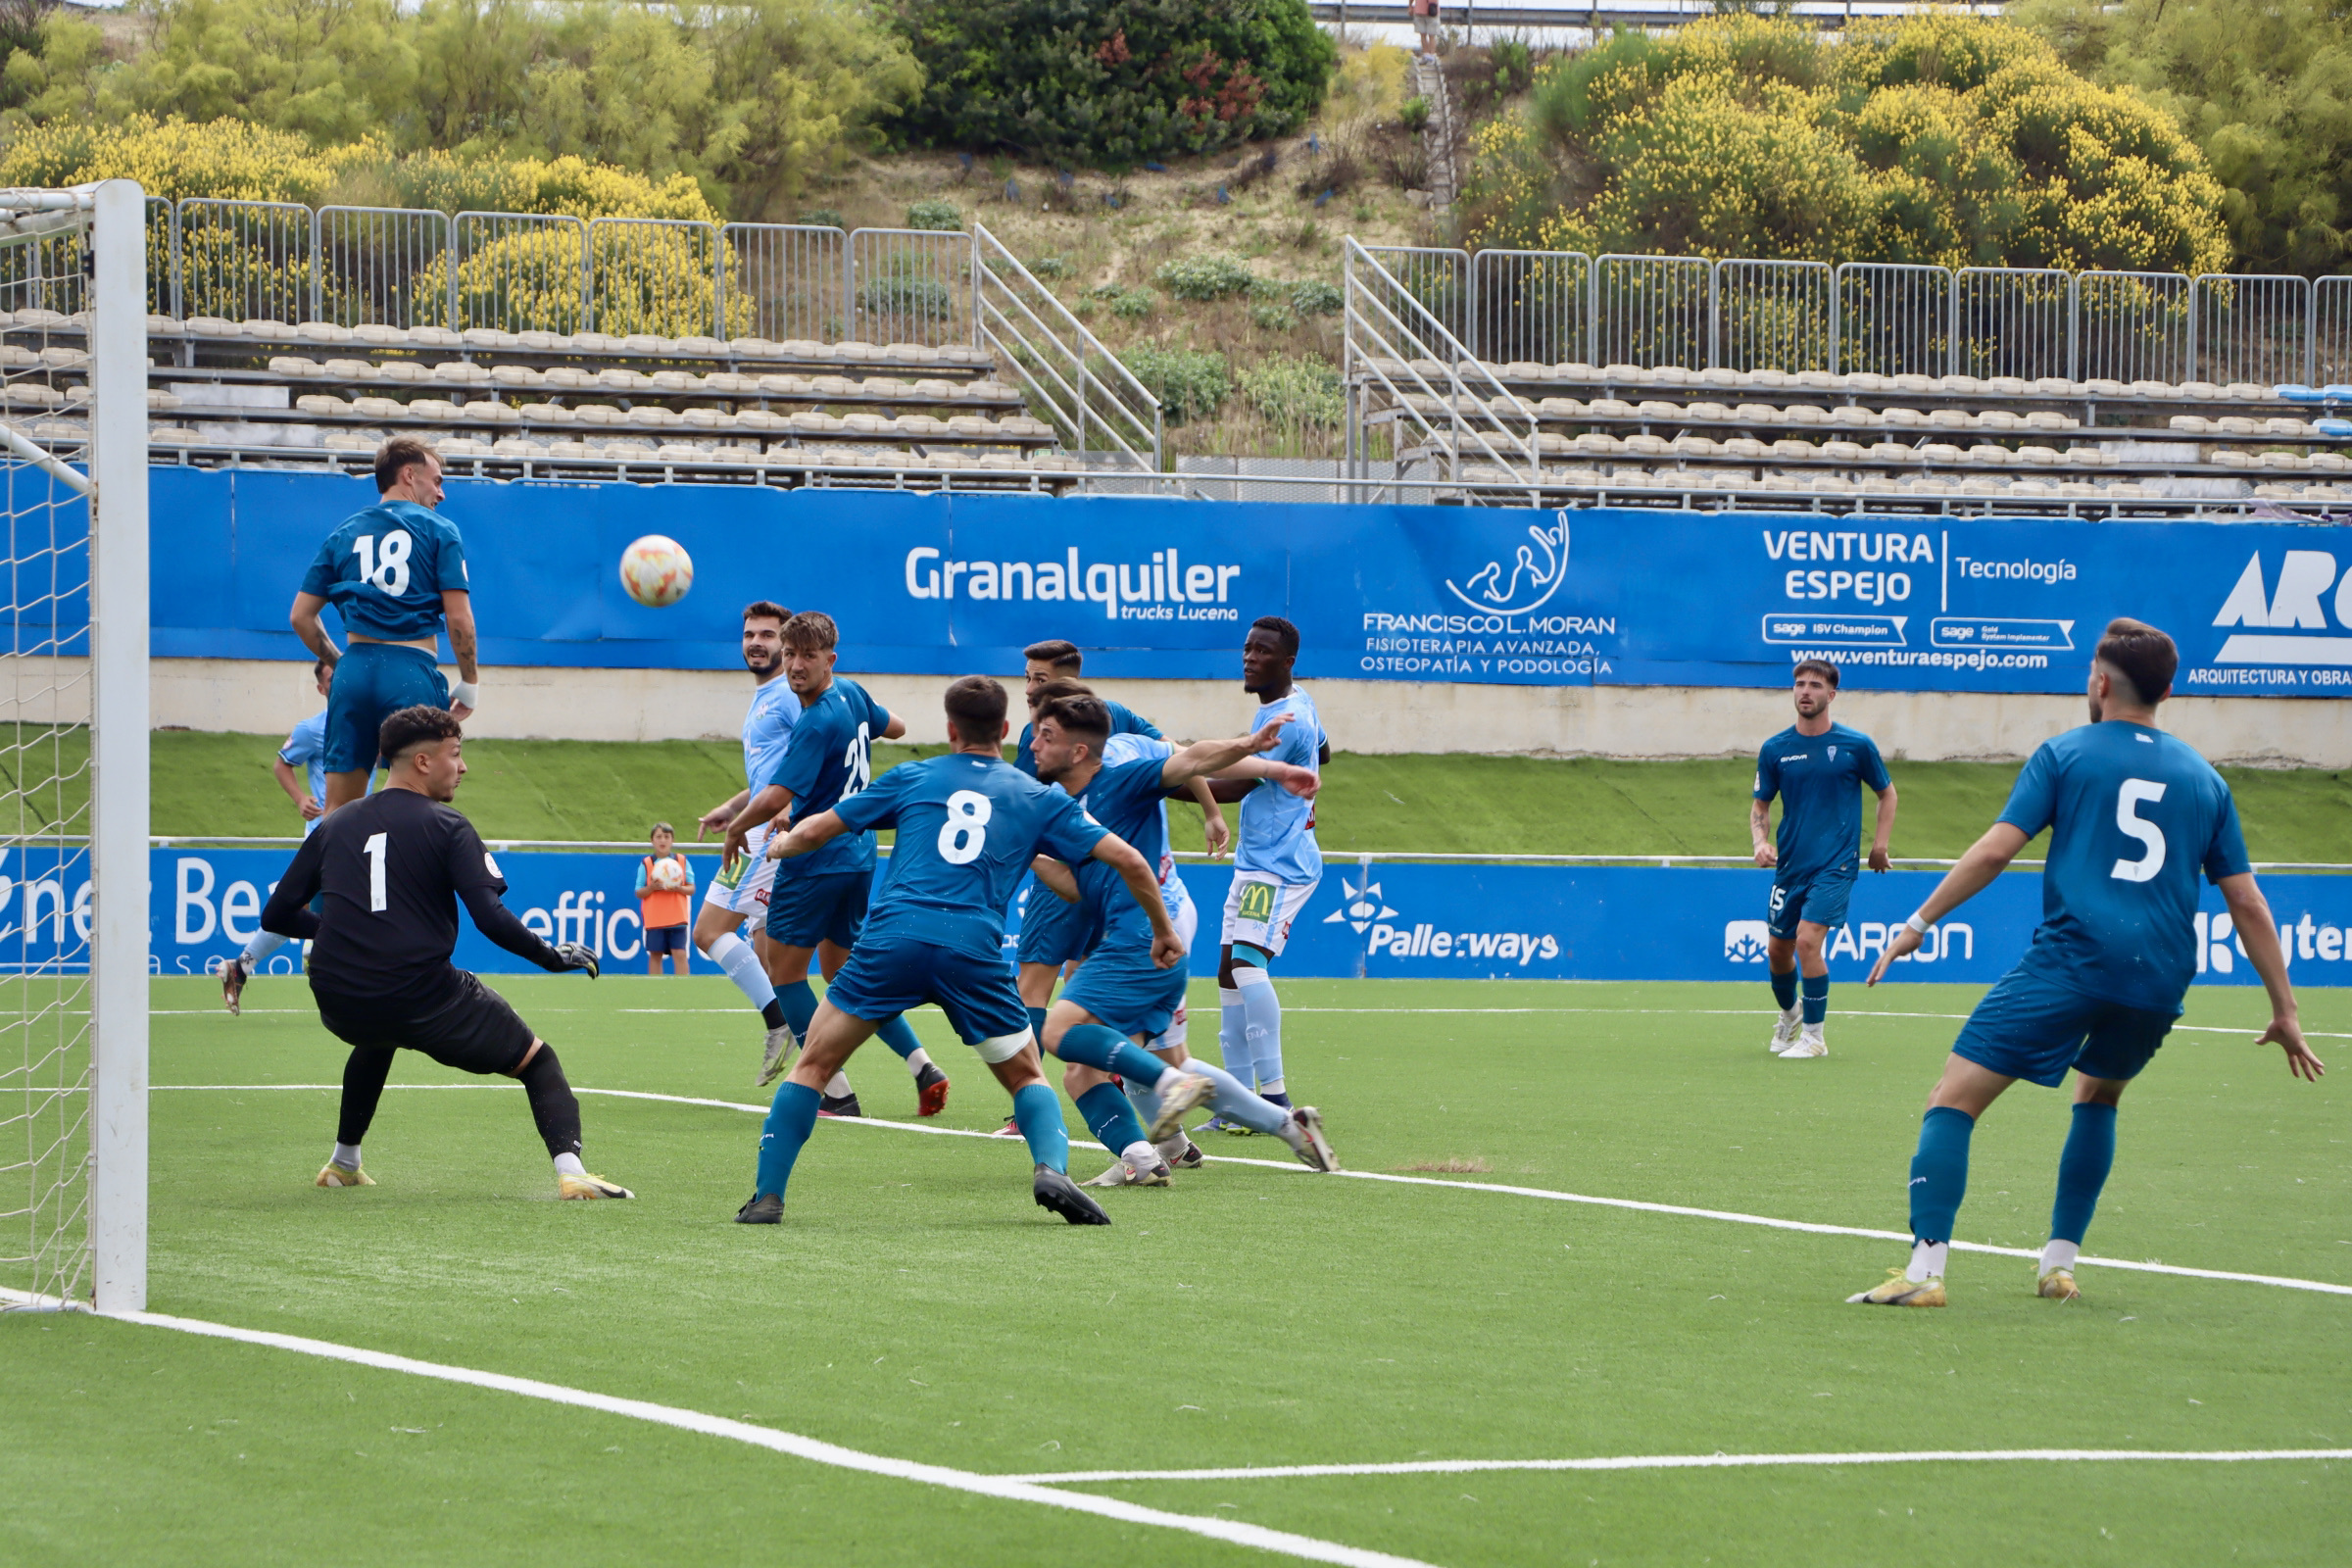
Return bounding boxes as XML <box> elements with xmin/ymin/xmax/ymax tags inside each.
<box><xmin>149</xmin><ymin>731</ymin><xmax>2352</xmax><ymax>863</ymax></box>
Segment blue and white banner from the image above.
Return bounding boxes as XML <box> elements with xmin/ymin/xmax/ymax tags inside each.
<box><xmin>138</xmin><ymin>467</ymin><xmax>2352</xmax><ymax>696</ymax></box>
<box><xmin>143</xmin><ymin>847</ymin><xmax>2349</xmax><ymax>992</ymax></box>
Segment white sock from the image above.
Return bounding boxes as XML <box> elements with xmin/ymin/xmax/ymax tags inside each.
<box><xmin>553</xmin><ymin>1152</ymin><xmax>586</xmax><ymax>1177</ymax></box>
<box><xmin>331</xmin><ymin>1142</ymin><xmax>363</xmax><ymax>1169</ymax></box>
<box><xmin>825</xmin><ymin>1071</ymin><xmax>855</xmax><ymax>1099</ymax></box>
<box><xmin>241</xmin><ymin>930</ymin><xmax>290</xmax><ymax>966</ymax></box>
<box><xmin>1121</xmin><ymin>1139</ymin><xmax>1160</xmax><ymax>1174</ymax></box>
<box><xmin>702</xmin><ymin>930</ymin><xmax>777</xmax><ymax>1010</ymax></box>
<box><xmin>1259</xmin><ymin>1076</ymin><xmax>1287</xmax><ymax>1098</ymax></box>
<box><xmin>905</xmin><ymin>1048</ymin><xmax>934</xmax><ymax>1077</ymax></box>
<box><xmin>1779</xmin><ymin>1005</ymin><xmax>1799</xmax><ymax>1022</ymax></box>
<box><xmin>1907</xmin><ymin>1241</ymin><xmax>1948</xmax><ymax>1282</ymax></box>
<box><xmin>2040</xmin><ymin>1239</ymin><xmax>2080</xmax><ymax>1274</ymax></box>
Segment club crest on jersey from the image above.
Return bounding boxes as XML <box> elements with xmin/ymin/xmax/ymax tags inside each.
<box><xmin>1828</xmin><ymin>745</ymin><xmax>1838</xmax><ymax>760</ymax></box>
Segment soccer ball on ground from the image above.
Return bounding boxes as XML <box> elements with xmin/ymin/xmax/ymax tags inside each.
<box><xmin>619</xmin><ymin>535</ymin><xmax>693</xmax><ymax>607</ymax></box>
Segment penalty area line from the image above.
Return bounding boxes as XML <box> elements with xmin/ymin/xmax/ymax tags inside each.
<box><xmin>0</xmin><ymin>1286</ymin><xmax>1440</xmax><ymax>1568</ymax></box>
<box><xmin>146</xmin><ymin>1085</ymin><xmax>2352</xmax><ymax>1299</ymax></box>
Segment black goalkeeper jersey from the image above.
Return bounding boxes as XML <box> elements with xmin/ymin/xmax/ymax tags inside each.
<box><xmin>263</xmin><ymin>787</ymin><xmax>565</xmax><ymax>1010</ymax></box>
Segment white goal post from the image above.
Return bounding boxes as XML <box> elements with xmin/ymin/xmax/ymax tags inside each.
<box><xmin>0</xmin><ymin>179</ymin><xmax>149</xmax><ymax>1314</ymax></box>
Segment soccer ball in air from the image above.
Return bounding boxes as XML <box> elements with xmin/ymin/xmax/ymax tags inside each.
<box><xmin>619</xmin><ymin>535</ymin><xmax>693</xmax><ymax>608</ymax></box>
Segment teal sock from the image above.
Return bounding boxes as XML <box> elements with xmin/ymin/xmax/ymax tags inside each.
<box><xmin>1026</xmin><ymin>1005</ymin><xmax>1049</xmax><ymax>1042</ymax></box>
<box><xmin>1770</xmin><ymin>967</ymin><xmax>1798</xmax><ymax>1011</ymax></box>
<box><xmin>778</xmin><ymin>979</ymin><xmax>818</xmax><ymax>1040</ymax></box>
<box><xmin>1800</xmin><ymin>971</ymin><xmax>1828</xmax><ymax>1026</ymax></box>
<box><xmin>1075</xmin><ymin>1082</ymin><xmax>1148</xmax><ymax>1155</ymax></box>
<box><xmin>2050</xmin><ymin>1102</ymin><xmax>2118</xmax><ymax>1245</ymax></box>
<box><xmin>1010</xmin><ymin>1082</ymin><xmax>1069</xmax><ymax>1174</ymax></box>
<box><xmin>874</xmin><ymin>1014</ymin><xmax>923</xmax><ymax>1062</ymax></box>
<box><xmin>1908</xmin><ymin>1105</ymin><xmax>1975</xmax><ymax>1245</ymax></box>
<box><xmin>1055</xmin><ymin>1023</ymin><xmax>1165</xmax><ymax>1085</ymax></box>
<box><xmin>755</xmin><ymin>1081</ymin><xmax>821</xmax><ymax>1199</ymax></box>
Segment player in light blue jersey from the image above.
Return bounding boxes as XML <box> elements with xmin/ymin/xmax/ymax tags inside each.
<box><xmin>734</xmin><ymin>676</ymin><xmax>1180</xmax><ymax>1228</ymax></box>
<box><xmin>718</xmin><ymin>612</ymin><xmax>946</xmax><ymax>1117</ymax></box>
<box><xmin>1750</xmin><ymin>659</ymin><xmax>1897</xmax><ymax>1059</ymax></box>
<box><xmin>684</xmin><ymin>603</ymin><xmax>799</xmax><ymax>1067</ymax></box>
<box><xmin>221</xmin><ymin>659</ymin><xmax>379</xmax><ymax>1012</ymax></box>
<box><xmin>1201</xmin><ymin>615</ymin><xmax>1330</xmax><ymax>1127</ymax></box>
<box><xmin>288</xmin><ymin>439</ymin><xmax>478</xmax><ymax>814</ymax></box>
<box><xmin>1026</xmin><ymin>694</ymin><xmax>1339</xmax><ymax>1189</ymax></box>
<box><xmin>1851</xmin><ymin>620</ymin><xmax>2320</xmax><ymax>1308</ymax></box>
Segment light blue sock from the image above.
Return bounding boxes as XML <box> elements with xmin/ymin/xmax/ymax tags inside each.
<box><xmin>1770</xmin><ymin>967</ymin><xmax>1798</xmax><ymax>1011</ymax></box>
<box><xmin>874</xmin><ymin>1014</ymin><xmax>923</xmax><ymax>1062</ymax></box>
<box><xmin>1177</xmin><ymin>1058</ymin><xmax>1292</xmax><ymax>1135</ymax></box>
<box><xmin>1011</xmin><ymin>1082</ymin><xmax>1069</xmax><ymax>1174</ymax></box>
<box><xmin>1800</xmin><ymin>972</ymin><xmax>1829</xmax><ymax>1027</ymax></box>
<box><xmin>1909</xmin><ymin>1105</ymin><xmax>1975</xmax><ymax>1245</ymax></box>
<box><xmin>2050</xmin><ymin>1102</ymin><xmax>2118</xmax><ymax>1245</ymax></box>
<box><xmin>778</xmin><ymin>979</ymin><xmax>818</xmax><ymax>1041</ymax></box>
<box><xmin>1236</xmin><ymin>966</ymin><xmax>1286</xmax><ymax>1097</ymax></box>
<box><xmin>755</xmin><ymin>1081</ymin><xmax>822</xmax><ymax>1199</ymax></box>
<box><xmin>1217</xmin><ymin>986</ymin><xmax>1248</xmax><ymax>1089</ymax></box>
<box><xmin>1126</xmin><ymin>1080</ymin><xmax>1162</xmax><ymax>1133</ymax></box>
<box><xmin>1075</xmin><ymin>1082</ymin><xmax>1149</xmax><ymax>1155</ymax></box>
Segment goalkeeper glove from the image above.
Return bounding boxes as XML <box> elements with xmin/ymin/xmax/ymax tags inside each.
<box><xmin>553</xmin><ymin>941</ymin><xmax>601</xmax><ymax>979</ymax></box>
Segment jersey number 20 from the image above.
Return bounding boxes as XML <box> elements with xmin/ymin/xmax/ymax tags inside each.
<box><xmin>2110</xmin><ymin>779</ymin><xmax>2167</xmax><ymax>883</ymax></box>
<box><xmin>353</xmin><ymin>531</ymin><xmax>414</xmax><ymax>596</ymax></box>
<box><xmin>938</xmin><ymin>790</ymin><xmax>992</xmax><ymax>865</ymax></box>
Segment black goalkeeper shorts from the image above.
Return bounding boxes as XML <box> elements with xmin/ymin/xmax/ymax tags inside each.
<box><xmin>312</xmin><ymin>970</ymin><xmax>537</xmax><ymax>1076</ymax></box>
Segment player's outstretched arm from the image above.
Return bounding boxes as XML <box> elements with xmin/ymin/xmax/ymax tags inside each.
<box><xmin>259</xmin><ymin>832</ymin><xmax>330</xmax><ymax>940</ymax></box>
<box><xmin>2219</xmin><ymin>873</ymin><xmax>2324</xmax><ymax>1081</ymax></box>
<box><xmin>1158</xmin><ymin>712</ymin><xmax>1296</xmax><ymax>791</ymax></box>
<box><xmin>288</xmin><ymin>591</ymin><xmax>339</xmax><ymax>666</ymax></box>
<box><xmin>1865</xmin><ymin>822</ymin><xmax>2031</xmax><ymax>986</ymax></box>
<box><xmin>766</xmin><ymin>808</ymin><xmax>848</xmax><ymax>861</ymax></box>
<box><xmin>1089</xmin><ymin>834</ymin><xmax>1184</xmax><ymax>968</ymax></box>
<box><xmin>697</xmin><ymin>789</ymin><xmax>750</xmax><ymax>840</ymax></box>
<box><xmin>1868</xmin><ymin>784</ymin><xmax>1898</xmax><ymax>873</ymax></box>
<box><xmin>1209</xmin><ymin>756</ymin><xmax>1318</xmax><ymax>799</ymax></box>
<box><xmin>1030</xmin><ymin>856</ymin><xmax>1082</xmax><ymax>904</ymax></box>
<box><xmin>457</xmin><ymin>883</ymin><xmax>593</xmax><ymax>975</ymax></box>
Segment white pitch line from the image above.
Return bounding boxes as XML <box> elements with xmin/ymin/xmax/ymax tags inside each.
<box><xmin>1007</xmin><ymin>1447</ymin><xmax>2352</xmax><ymax>1485</ymax></box>
<box><xmin>0</xmin><ymin>1287</ymin><xmax>1439</xmax><ymax>1568</ymax></box>
<box><xmin>150</xmin><ymin>1084</ymin><xmax>2352</xmax><ymax>1298</ymax></box>
<box><xmin>1281</xmin><ymin>1007</ymin><xmax>2352</xmax><ymax>1040</ymax></box>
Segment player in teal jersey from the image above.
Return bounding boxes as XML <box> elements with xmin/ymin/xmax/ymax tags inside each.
<box><xmin>1851</xmin><ymin>620</ymin><xmax>2321</xmax><ymax>1307</ymax></box>
<box><xmin>717</xmin><ymin>612</ymin><xmax>947</xmax><ymax>1117</ymax></box>
<box><xmin>1749</xmin><ymin>659</ymin><xmax>1898</xmax><ymax>1059</ymax></box>
<box><xmin>1026</xmin><ymin>693</ymin><xmax>1338</xmax><ymax>1187</ymax></box>
<box><xmin>288</xmin><ymin>438</ymin><xmax>478</xmax><ymax>814</ymax></box>
<box><xmin>735</xmin><ymin>676</ymin><xmax>1179</xmax><ymax>1227</ymax></box>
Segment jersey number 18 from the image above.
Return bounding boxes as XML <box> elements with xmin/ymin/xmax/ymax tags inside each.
<box><xmin>353</xmin><ymin>531</ymin><xmax>414</xmax><ymax>596</ymax></box>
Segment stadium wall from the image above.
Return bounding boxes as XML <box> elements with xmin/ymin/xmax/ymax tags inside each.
<box><xmin>149</xmin><ymin>656</ymin><xmax>2352</xmax><ymax>766</ymax></box>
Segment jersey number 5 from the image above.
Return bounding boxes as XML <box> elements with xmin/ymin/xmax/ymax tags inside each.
<box><xmin>937</xmin><ymin>790</ymin><xmax>992</xmax><ymax>865</ymax></box>
<box><xmin>363</xmin><ymin>831</ymin><xmax>389</xmax><ymax>910</ymax></box>
<box><xmin>2110</xmin><ymin>779</ymin><xmax>2167</xmax><ymax>883</ymax></box>
<box><xmin>354</xmin><ymin>531</ymin><xmax>414</xmax><ymax>596</ymax></box>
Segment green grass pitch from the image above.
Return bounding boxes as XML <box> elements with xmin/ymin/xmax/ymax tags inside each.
<box><xmin>5</xmin><ymin>974</ymin><xmax>2347</xmax><ymax>1566</ymax></box>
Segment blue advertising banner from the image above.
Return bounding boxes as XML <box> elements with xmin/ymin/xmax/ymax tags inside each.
<box><xmin>144</xmin><ymin>466</ymin><xmax>2352</xmax><ymax>696</ymax></box>
<box><xmin>138</xmin><ymin>847</ymin><xmax>2347</xmax><ymax>994</ymax></box>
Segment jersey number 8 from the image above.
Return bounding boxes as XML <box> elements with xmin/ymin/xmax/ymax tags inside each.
<box><xmin>938</xmin><ymin>790</ymin><xmax>992</xmax><ymax>865</ymax></box>
<box><xmin>354</xmin><ymin>531</ymin><xmax>414</xmax><ymax>596</ymax></box>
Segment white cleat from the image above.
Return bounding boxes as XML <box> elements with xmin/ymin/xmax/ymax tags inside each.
<box><xmin>1147</xmin><ymin>1071</ymin><xmax>1218</xmax><ymax>1143</ymax></box>
<box><xmin>1081</xmin><ymin>1156</ymin><xmax>1171</xmax><ymax>1189</ymax></box>
<box><xmin>1778</xmin><ymin>1024</ymin><xmax>1827</xmax><ymax>1059</ymax></box>
<box><xmin>1768</xmin><ymin>1007</ymin><xmax>1800</xmax><ymax>1053</ymax></box>
<box><xmin>756</xmin><ymin>1024</ymin><xmax>800</xmax><ymax>1088</ymax></box>
<box><xmin>1281</xmin><ymin>1106</ymin><xmax>1340</xmax><ymax>1171</ymax></box>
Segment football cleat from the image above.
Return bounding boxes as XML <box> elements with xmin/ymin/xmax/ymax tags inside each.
<box><xmin>1081</xmin><ymin>1156</ymin><xmax>1171</xmax><ymax>1189</ymax></box>
<box><xmin>755</xmin><ymin>1024</ymin><xmax>799</xmax><ymax>1088</ymax></box>
<box><xmin>221</xmin><ymin>956</ymin><xmax>253</xmax><ymax>1016</ymax></box>
<box><xmin>1034</xmin><ymin>1165</ymin><xmax>1113</xmax><ymax>1225</ymax></box>
<box><xmin>1847</xmin><ymin>1269</ymin><xmax>1946</xmax><ymax>1306</ymax></box>
<box><xmin>1159</xmin><ymin>1136</ymin><xmax>1205</xmax><ymax>1170</ymax></box>
<box><xmin>1282</xmin><ymin>1106</ymin><xmax>1340</xmax><ymax>1172</ymax></box>
<box><xmin>2036</xmin><ymin>1268</ymin><xmax>2081</xmax><ymax>1301</ymax></box>
<box><xmin>914</xmin><ymin>1062</ymin><xmax>951</xmax><ymax>1118</ymax></box>
<box><xmin>734</xmin><ymin>1192</ymin><xmax>783</xmax><ymax>1225</ymax></box>
<box><xmin>1779</xmin><ymin>1024</ymin><xmax>1828</xmax><ymax>1059</ymax></box>
<box><xmin>558</xmin><ymin>1172</ymin><xmax>634</xmax><ymax>1200</ymax></box>
<box><xmin>315</xmin><ymin>1160</ymin><xmax>373</xmax><ymax>1188</ymax></box>
<box><xmin>1202</xmin><ymin>1112</ymin><xmax>1256</xmax><ymax>1137</ymax></box>
<box><xmin>816</xmin><ymin>1092</ymin><xmax>863</xmax><ymax>1118</ymax></box>
<box><xmin>989</xmin><ymin>1114</ymin><xmax>1023</xmax><ymax>1138</ymax></box>
<box><xmin>1769</xmin><ymin>1007</ymin><xmax>1800</xmax><ymax>1053</ymax></box>
<box><xmin>1147</xmin><ymin>1071</ymin><xmax>1217</xmax><ymax>1143</ymax></box>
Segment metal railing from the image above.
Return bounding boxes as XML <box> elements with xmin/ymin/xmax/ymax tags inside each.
<box><xmin>1345</xmin><ymin>236</ymin><xmax>1538</xmax><ymax>484</ymax></box>
<box><xmin>973</xmin><ymin>221</ymin><xmax>1160</xmax><ymax>470</ymax></box>
<box><xmin>1952</xmin><ymin>267</ymin><xmax>2071</xmax><ymax>381</ymax></box>
<box><xmin>316</xmin><ymin>206</ymin><xmax>449</xmax><ymax>329</ymax></box>
<box><xmin>1594</xmin><ymin>253</ymin><xmax>1709</xmax><ymax>369</ymax></box>
<box><xmin>849</xmin><ymin>228</ymin><xmax>970</xmax><ymax>349</ymax></box>
<box><xmin>1714</xmin><ymin>259</ymin><xmax>1832</xmax><ymax>374</ymax></box>
<box><xmin>720</xmin><ymin>223</ymin><xmax>849</xmax><ymax>344</ymax></box>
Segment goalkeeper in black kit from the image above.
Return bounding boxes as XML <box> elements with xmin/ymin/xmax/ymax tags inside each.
<box><xmin>261</xmin><ymin>706</ymin><xmax>631</xmax><ymax>1200</ymax></box>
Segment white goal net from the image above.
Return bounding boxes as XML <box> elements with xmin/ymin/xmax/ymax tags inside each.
<box><xmin>0</xmin><ymin>182</ymin><xmax>148</xmax><ymax>1314</ymax></box>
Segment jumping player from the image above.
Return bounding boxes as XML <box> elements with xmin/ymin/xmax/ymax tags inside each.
<box><xmin>1750</xmin><ymin>659</ymin><xmax>1897</xmax><ymax>1059</ymax></box>
<box><xmin>1202</xmin><ymin>616</ymin><xmax>1328</xmax><ymax>1125</ymax></box>
<box><xmin>1850</xmin><ymin>620</ymin><xmax>2319</xmax><ymax>1307</ymax></box>
<box><xmin>1027</xmin><ymin>693</ymin><xmax>1338</xmax><ymax>1185</ymax></box>
<box><xmin>287</xmin><ymin>438</ymin><xmax>477</xmax><ymax>814</ymax></box>
<box><xmin>258</xmin><ymin>706</ymin><xmax>626</xmax><ymax>1200</ymax></box>
<box><xmin>735</xmin><ymin>676</ymin><xmax>1179</xmax><ymax>1227</ymax></box>
<box><xmin>719</xmin><ymin>612</ymin><xmax>947</xmax><ymax>1115</ymax></box>
<box><xmin>691</xmin><ymin>602</ymin><xmax>798</xmax><ymax>1067</ymax></box>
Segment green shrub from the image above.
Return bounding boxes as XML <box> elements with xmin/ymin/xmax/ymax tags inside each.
<box><xmin>889</xmin><ymin>0</ymin><xmax>1335</xmax><ymax>167</ymax></box>
<box><xmin>906</xmin><ymin>198</ymin><xmax>962</xmax><ymax>231</ymax></box>
<box><xmin>1251</xmin><ymin>302</ymin><xmax>1298</xmax><ymax>330</ymax></box>
<box><xmin>1399</xmin><ymin>95</ymin><xmax>1431</xmax><ymax>133</ymax></box>
<box><xmin>1108</xmin><ymin>286</ymin><xmax>1158</xmax><ymax>319</ymax></box>
<box><xmin>1120</xmin><ymin>345</ymin><xmax>1230</xmax><ymax>423</ymax></box>
<box><xmin>1030</xmin><ymin>255</ymin><xmax>1074</xmax><ymax>279</ymax></box>
<box><xmin>858</xmin><ymin>275</ymin><xmax>954</xmax><ymax>313</ymax></box>
<box><xmin>1239</xmin><ymin>355</ymin><xmax>1344</xmax><ymax>429</ymax></box>
<box><xmin>1155</xmin><ymin>253</ymin><xmax>1254</xmax><ymax>301</ymax></box>
<box><xmin>799</xmin><ymin>208</ymin><xmax>846</xmax><ymax>229</ymax></box>
<box><xmin>1289</xmin><ymin>278</ymin><xmax>1343</xmax><ymax>317</ymax></box>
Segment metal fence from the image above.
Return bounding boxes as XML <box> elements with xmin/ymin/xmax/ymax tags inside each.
<box><xmin>2194</xmin><ymin>272</ymin><xmax>2311</xmax><ymax>388</ymax></box>
<box><xmin>1344</xmin><ymin>237</ymin><xmax>1538</xmax><ymax>484</ymax></box>
<box><xmin>2322</xmin><ymin>276</ymin><xmax>2352</xmax><ymax>387</ymax></box>
<box><xmin>1468</xmin><ymin>249</ymin><xmax>1591</xmax><ymax>368</ymax></box>
<box><xmin>1714</xmin><ymin>259</ymin><xmax>1832</xmax><ymax>373</ymax></box>
<box><xmin>1952</xmin><ymin>268</ymin><xmax>2071</xmax><ymax>382</ymax></box>
<box><xmin>974</xmin><ymin>223</ymin><xmax>1159</xmax><ymax>470</ymax></box>
<box><xmin>2075</xmin><ymin>270</ymin><xmax>2192</xmax><ymax>386</ymax></box>
<box><xmin>1836</xmin><ymin>263</ymin><xmax>1951</xmax><ymax>380</ymax></box>
<box><xmin>315</xmin><ymin>206</ymin><xmax>449</xmax><ymax>329</ymax></box>
<box><xmin>721</xmin><ymin>223</ymin><xmax>849</xmax><ymax>344</ymax></box>
<box><xmin>1594</xmin><ymin>254</ymin><xmax>1710</xmax><ymax>369</ymax></box>
<box><xmin>849</xmin><ymin>228</ymin><xmax>971</xmax><ymax>349</ymax></box>
<box><xmin>177</xmin><ymin>198</ymin><xmax>311</xmax><ymax>324</ymax></box>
